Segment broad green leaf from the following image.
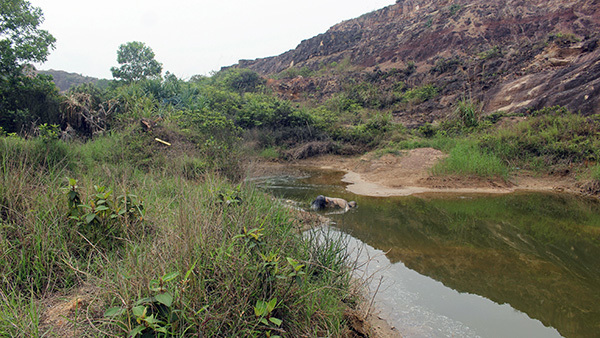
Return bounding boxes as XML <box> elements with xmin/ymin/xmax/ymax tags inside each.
<box><xmin>162</xmin><ymin>271</ymin><xmax>179</xmax><ymax>282</ymax></box>
<box><xmin>132</xmin><ymin>305</ymin><xmax>146</xmax><ymax>318</ymax></box>
<box><xmin>155</xmin><ymin>326</ymin><xmax>168</xmax><ymax>333</ymax></box>
<box><xmin>155</xmin><ymin>292</ymin><xmax>173</xmax><ymax>307</ymax></box>
<box><xmin>130</xmin><ymin>325</ymin><xmax>145</xmax><ymax>337</ymax></box>
<box><xmin>254</xmin><ymin>300</ymin><xmax>267</xmax><ymax>316</ymax></box>
<box><xmin>260</xmin><ymin>318</ymin><xmax>269</xmax><ymax>325</ymax></box>
<box><xmin>95</xmin><ymin>205</ymin><xmax>109</xmax><ymax>212</ymax></box>
<box><xmin>269</xmin><ymin>317</ymin><xmax>283</xmax><ymax>326</ymax></box>
<box><xmin>104</xmin><ymin>306</ymin><xmax>123</xmax><ymax>317</ymax></box>
<box><xmin>85</xmin><ymin>213</ymin><xmax>96</xmax><ymax>224</ymax></box>
<box><xmin>267</xmin><ymin>298</ymin><xmax>277</xmax><ymax>312</ymax></box>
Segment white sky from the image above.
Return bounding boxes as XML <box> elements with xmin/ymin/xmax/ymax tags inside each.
<box><xmin>29</xmin><ymin>0</ymin><xmax>395</xmax><ymax>79</ymax></box>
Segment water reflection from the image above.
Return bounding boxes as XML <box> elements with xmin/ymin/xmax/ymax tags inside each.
<box><xmin>254</xmin><ymin>168</ymin><xmax>600</xmax><ymax>337</ymax></box>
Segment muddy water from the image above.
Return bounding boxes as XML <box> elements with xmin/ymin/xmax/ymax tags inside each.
<box><xmin>251</xmin><ymin>168</ymin><xmax>600</xmax><ymax>338</ymax></box>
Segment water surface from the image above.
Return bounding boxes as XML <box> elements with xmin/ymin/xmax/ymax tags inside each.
<box><xmin>252</xmin><ymin>168</ymin><xmax>600</xmax><ymax>337</ymax></box>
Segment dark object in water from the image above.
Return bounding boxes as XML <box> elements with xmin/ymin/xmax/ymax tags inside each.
<box><xmin>311</xmin><ymin>195</ymin><xmax>357</xmax><ymax>211</ymax></box>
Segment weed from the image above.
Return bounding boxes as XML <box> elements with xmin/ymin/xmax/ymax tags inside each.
<box><xmin>449</xmin><ymin>4</ymin><xmax>463</xmax><ymax>16</ymax></box>
<box><xmin>453</xmin><ymin>97</ymin><xmax>482</xmax><ymax>129</ymax></box>
<box><xmin>400</xmin><ymin>84</ymin><xmax>439</xmax><ymax>105</ymax></box>
<box><xmin>478</xmin><ymin>46</ymin><xmax>502</xmax><ymax>60</ymax></box>
<box><xmin>432</xmin><ymin>140</ymin><xmax>510</xmax><ymax>179</ymax></box>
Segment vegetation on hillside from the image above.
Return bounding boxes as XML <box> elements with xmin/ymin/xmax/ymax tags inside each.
<box><xmin>3</xmin><ymin>1</ymin><xmax>600</xmax><ymax>336</ymax></box>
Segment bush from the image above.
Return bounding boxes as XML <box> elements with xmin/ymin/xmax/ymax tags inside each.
<box><xmin>400</xmin><ymin>84</ymin><xmax>438</xmax><ymax>105</ymax></box>
<box><xmin>215</xmin><ymin>68</ymin><xmax>265</xmax><ymax>93</ymax></box>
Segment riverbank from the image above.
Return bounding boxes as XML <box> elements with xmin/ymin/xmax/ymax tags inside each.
<box><xmin>283</xmin><ymin>148</ymin><xmax>585</xmax><ymax>197</ymax></box>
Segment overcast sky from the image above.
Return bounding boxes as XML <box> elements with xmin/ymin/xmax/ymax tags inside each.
<box><xmin>29</xmin><ymin>0</ymin><xmax>395</xmax><ymax>79</ymax></box>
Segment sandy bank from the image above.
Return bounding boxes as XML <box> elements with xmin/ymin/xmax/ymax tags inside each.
<box><xmin>290</xmin><ymin>148</ymin><xmax>583</xmax><ymax>197</ymax></box>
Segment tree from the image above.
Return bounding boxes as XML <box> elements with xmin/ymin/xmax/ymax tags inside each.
<box><xmin>111</xmin><ymin>41</ymin><xmax>162</xmax><ymax>82</ymax></box>
<box><xmin>0</xmin><ymin>0</ymin><xmax>56</xmax><ymax>77</ymax></box>
<box><xmin>0</xmin><ymin>0</ymin><xmax>60</xmax><ymax>134</ymax></box>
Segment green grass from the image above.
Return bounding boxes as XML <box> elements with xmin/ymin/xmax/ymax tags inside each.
<box><xmin>0</xmin><ymin>134</ymin><xmax>358</xmax><ymax>337</ymax></box>
<box><xmin>478</xmin><ymin>109</ymin><xmax>600</xmax><ymax>170</ymax></box>
<box><xmin>432</xmin><ymin>140</ymin><xmax>510</xmax><ymax>179</ymax></box>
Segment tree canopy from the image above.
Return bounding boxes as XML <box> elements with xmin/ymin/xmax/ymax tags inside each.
<box><xmin>0</xmin><ymin>0</ymin><xmax>56</xmax><ymax>77</ymax></box>
<box><xmin>1</xmin><ymin>0</ymin><xmax>59</xmax><ymax>134</ymax></box>
<box><xmin>110</xmin><ymin>41</ymin><xmax>163</xmax><ymax>82</ymax></box>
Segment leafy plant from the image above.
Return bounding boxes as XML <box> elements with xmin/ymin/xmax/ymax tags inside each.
<box><xmin>254</xmin><ymin>298</ymin><xmax>283</xmax><ymax>330</ymax></box>
<box><xmin>235</xmin><ymin>226</ymin><xmax>265</xmax><ymax>250</ymax></box>
<box><xmin>400</xmin><ymin>84</ymin><xmax>439</xmax><ymax>105</ymax></box>
<box><xmin>37</xmin><ymin>123</ymin><xmax>60</xmax><ymax>142</ymax></box>
<box><xmin>104</xmin><ymin>271</ymin><xmax>191</xmax><ymax>337</ymax></box>
<box><xmin>286</xmin><ymin>257</ymin><xmax>305</xmax><ymax>286</ymax></box>
<box><xmin>65</xmin><ymin>179</ymin><xmax>144</xmax><ymax>251</ymax></box>
<box><xmin>478</xmin><ymin>46</ymin><xmax>502</xmax><ymax>60</ymax></box>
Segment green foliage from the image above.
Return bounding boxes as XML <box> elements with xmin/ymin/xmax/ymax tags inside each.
<box><xmin>0</xmin><ymin>73</ymin><xmax>61</xmax><ymax>134</ymax></box>
<box><xmin>453</xmin><ymin>97</ymin><xmax>482</xmax><ymax>129</ymax></box>
<box><xmin>275</xmin><ymin>66</ymin><xmax>314</xmax><ymax>79</ymax></box>
<box><xmin>478</xmin><ymin>107</ymin><xmax>600</xmax><ymax>170</ymax></box>
<box><xmin>549</xmin><ymin>32</ymin><xmax>581</xmax><ymax>46</ymax></box>
<box><xmin>449</xmin><ymin>4</ymin><xmax>463</xmax><ymax>16</ymax></box>
<box><xmin>111</xmin><ymin>41</ymin><xmax>163</xmax><ymax>82</ymax></box>
<box><xmin>425</xmin><ymin>17</ymin><xmax>433</xmax><ymax>28</ymax></box>
<box><xmin>104</xmin><ymin>271</ymin><xmax>190</xmax><ymax>337</ymax></box>
<box><xmin>37</xmin><ymin>123</ymin><xmax>60</xmax><ymax>142</ymax></box>
<box><xmin>590</xmin><ymin>164</ymin><xmax>600</xmax><ymax>181</ymax></box>
<box><xmin>0</xmin><ymin>0</ymin><xmax>55</xmax><ymax>76</ymax></box>
<box><xmin>216</xmin><ymin>68</ymin><xmax>265</xmax><ymax>93</ymax></box>
<box><xmin>400</xmin><ymin>84</ymin><xmax>438</xmax><ymax>105</ymax></box>
<box><xmin>237</xmin><ymin>93</ymin><xmax>312</xmax><ymax>129</ymax></box>
<box><xmin>432</xmin><ymin>140</ymin><xmax>509</xmax><ymax>179</ymax></box>
<box><xmin>478</xmin><ymin>46</ymin><xmax>502</xmax><ymax>60</ymax></box>
<box><xmin>344</xmin><ymin>81</ymin><xmax>388</xmax><ymax>109</ymax></box>
<box><xmin>65</xmin><ymin>179</ymin><xmax>144</xmax><ymax>253</ymax></box>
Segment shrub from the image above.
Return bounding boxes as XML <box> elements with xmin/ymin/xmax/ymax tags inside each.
<box><xmin>400</xmin><ymin>84</ymin><xmax>438</xmax><ymax>105</ymax></box>
<box><xmin>215</xmin><ymin>68</ymin><xmax>265</xmax><ymax>93</ymax></box>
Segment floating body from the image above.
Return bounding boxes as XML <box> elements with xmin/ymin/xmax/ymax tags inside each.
<box><xmin>311</xmin><ymin>195</ymin><xmax>357</xmax><ymax>212</ymax></box>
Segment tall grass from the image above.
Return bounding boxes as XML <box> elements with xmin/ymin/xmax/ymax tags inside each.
<box><xmin>478</xmin><ymin>110</ymin><xmax>600</xmax><ymax>170</ymax></box>
<box><xmin>0</xmin><ymin>134</ymin><xmax>358</xmax><ymax>336</ymax></box>
<box><xmin>432</xmin><ymin>140</ymin><xmax>510</xmax><ymax>179</ymax></box>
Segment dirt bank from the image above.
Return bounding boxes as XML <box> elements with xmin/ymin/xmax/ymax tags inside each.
<box><xmin>292</xmin><ymin>148</ymin><xmax>582</xmax><ymax>197</ymax></box>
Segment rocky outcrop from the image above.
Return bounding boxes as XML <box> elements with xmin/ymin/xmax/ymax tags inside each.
<box><xmin>233</xmin><ymin>0</ymin><xmax>600</xmax><ymax>124</ymax></box>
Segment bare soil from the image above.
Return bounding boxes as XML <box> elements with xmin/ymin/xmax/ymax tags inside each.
<box><xmin>292</xmin><ymin>148</ymin><xmax>582</xmax><ymax>197</ymax></box>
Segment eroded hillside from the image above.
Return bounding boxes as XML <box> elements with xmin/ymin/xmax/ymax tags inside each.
<box><xmin>233</xmin><ymin>0</ymin><xmax>600</xmax><ymax>127</ymax></box>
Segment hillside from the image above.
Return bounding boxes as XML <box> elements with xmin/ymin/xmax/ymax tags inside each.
<box><xmin>234</xmin><ymin>0</ymin><xmax>600</xmax><ymax>127</ymax></box>
<box><xmin>37</xmin><ymin>69</ymin><xmax>106</xmax><ymax>91</ymax></box>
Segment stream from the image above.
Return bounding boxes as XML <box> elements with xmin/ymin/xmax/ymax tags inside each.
<box><xmin>250</xmin><ymin>167</ymin><xmax>600</xmax><ymax>338</ymax></box>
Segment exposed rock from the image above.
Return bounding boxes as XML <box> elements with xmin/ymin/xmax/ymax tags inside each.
<box><xmin>232</xmin><ymin>0</ymin><xmax>600</xmax><ymax>125</ymax></box>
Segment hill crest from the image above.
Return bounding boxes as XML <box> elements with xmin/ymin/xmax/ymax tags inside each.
<box><xmin>234</xmin><ymin>0</ymin><xmax>600</xmax><ymax>125</ymax></box>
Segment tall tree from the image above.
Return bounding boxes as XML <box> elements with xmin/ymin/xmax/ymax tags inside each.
<box><xmin>0</xmin><ymin>0</ymin><xmax>60</xmax><ymax>134</ymax></box>
<box><xmin>111</xmin><ymin>41</ymin><xmax>162</xmax><ymax>82</ymax></box>
<box><xmin>0</xmin><ymin>0</ymin><xmax>56</xmax><ymax>76</ymax></box>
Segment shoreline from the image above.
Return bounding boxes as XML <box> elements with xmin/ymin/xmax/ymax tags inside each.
<box><xmin>288</xmin><ymin>149</ymin><xmax>586</xmax><ymax>198</ymax></box>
